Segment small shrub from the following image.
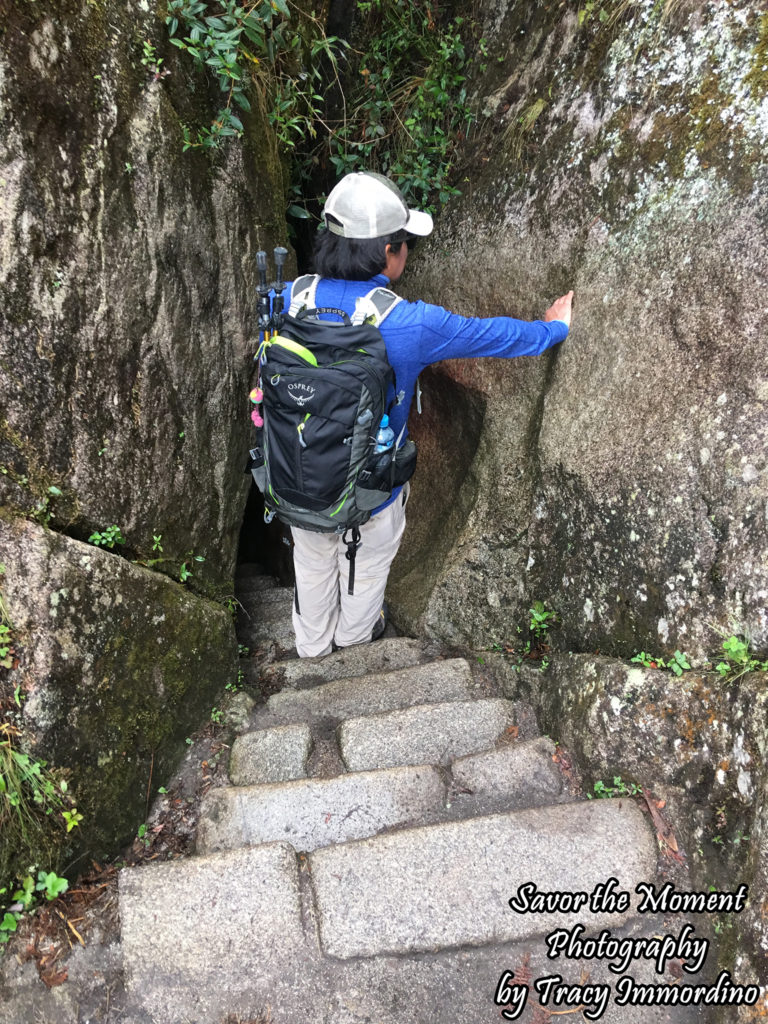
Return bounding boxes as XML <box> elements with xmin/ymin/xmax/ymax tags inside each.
<box><xmin>715</xmin><ymin>634</ymin><xmax>768</xmax><ymax>682</ymax></box>
<box><xmin>87</xmin><ymin>525</ymin><xmax>125</xmax><ymax>549</ymax></box>
<box><xmin>630</xmin><ymin>649</ymin><xmax>691</xmax><ymax>676</ymax></box>
<box><xmin>0</xmin><ymin>724</ymin><xmax>80</xmax><ymax>944</ymax></box>
<box><xmin>587</xmin><ymin>775</ymin><xmax>642</xmax><ymax>800</ymax></box>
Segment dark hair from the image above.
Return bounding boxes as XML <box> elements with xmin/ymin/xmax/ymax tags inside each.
<box><xmin>312</xmin><ymin>224</ymin><xmax>408</xmax><ymax>280</ymax></box>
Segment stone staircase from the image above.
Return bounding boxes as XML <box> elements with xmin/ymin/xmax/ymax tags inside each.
<box><xmin>116</xmin><ymin>565</ymin><xmax>699</xmax><ymax>1024</ymax></box>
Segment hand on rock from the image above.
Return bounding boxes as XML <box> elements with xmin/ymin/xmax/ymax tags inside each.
<box><xmin>544</xmin><ymin>291</ymin><xmax>574</xmax><ymax>328</ymax></box>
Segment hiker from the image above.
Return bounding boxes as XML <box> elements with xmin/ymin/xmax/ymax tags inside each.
<box><xmin>268</xmin><ymin>171</ymin><xmax>573</xmax><ymax>658</ymax></box>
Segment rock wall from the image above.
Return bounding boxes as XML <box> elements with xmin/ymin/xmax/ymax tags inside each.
<box><xmin>392</xmin><ymin>0</ymin><xmax>768</xmax><ymax>668</ymax></box>
<box><xmin>388</xmin><ymin>0</ymin><xmax>768</xmax><ymax>1001</ymax></box>
<box><xmin>1</xmin><ymin>0</ymin><xmax>287</xmax><ymax>575</ymax></box>
<box><xmin>0</xmin><ymin>1</ymin><xmax>286</xmax><ymax>868</ymax></box>
<box><xmin>499</xmin><ymin>651</ymin><xmax>768</xmax><ymax>1011</ymax></box>
<box><xmin>0</xmin><ymin>518</ymin><xmax>237</xmax><ymax>881</ymax></box>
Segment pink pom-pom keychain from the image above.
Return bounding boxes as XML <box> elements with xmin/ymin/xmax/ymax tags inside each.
<box><xmin>249</xmin><ymin>386</ymin><xmax>264</xmax><ymax>427</ymax></box>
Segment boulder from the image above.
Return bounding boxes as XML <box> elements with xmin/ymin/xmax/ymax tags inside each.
<box><xmin>0</xmin><ymin>0</ymin><xmax>284</xmax><ymax>877</ymax></box>
<box><xmin>0</xmin><ymin>0</ymin><xmax>287</xmax><ymax>586</ymax></box>
<box><xmin>504</xmin><ymin>651</ymin><xmax>768</xmax><ymax>997</ymax></box>
<box><xmin>0</xmin><ymin>516</ymin><xmax>237</xmax><ymax>880</ymax></box>
<box><xmin>391</xmin><ymin>0</ymin><xmax>768</xmax><ymax>667</ymax></box>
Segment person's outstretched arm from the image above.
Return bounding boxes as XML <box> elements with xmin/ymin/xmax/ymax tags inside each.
<box><xmin>409</xmin><ymin>290</ymin><xmax>575</xmax><ymax>366</ymax></box>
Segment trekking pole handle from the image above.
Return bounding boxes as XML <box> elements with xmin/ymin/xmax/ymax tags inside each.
<box><xmin>256</xmin><ymin>250</ymin><xmax>269</xmax><ymax>295</ymax></box>
<box><xmin>273</xmin><ymin>246</ymin><xmax>288</xmax><ymax>291</ymax></box>
<box><xmin>256</xmin><ymin>250</ymin><xmax>271</xmax><ymax>335</ymax></box>
<box><xmin>271</xmin><ymin>246</ymin><xmax>289</xmax><ymax>333</ymax></box>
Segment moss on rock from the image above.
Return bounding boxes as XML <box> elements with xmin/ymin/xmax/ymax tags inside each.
<box><xmin>0</xmin><ymin>517</ymin><xmax>238</xmax><ymax>883</ymax></box>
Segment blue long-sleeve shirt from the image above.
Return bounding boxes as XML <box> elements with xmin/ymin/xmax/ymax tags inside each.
<box><xmin>281</xmin><ymin>274</ymin><xmax>569</xmax><ymax>510</ymax></box>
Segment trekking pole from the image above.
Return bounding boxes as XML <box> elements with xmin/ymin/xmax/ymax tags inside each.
<box><xmin>271</xmin><ymin>246</ymin><xmax>288</xmax><ymax>335</ymax></box>
<box><xmin>256</xmin><ymin>250</ymin><xmax>272</xmax><ymax>346</ymax></box>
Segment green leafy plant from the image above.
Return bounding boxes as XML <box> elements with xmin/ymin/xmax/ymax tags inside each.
<box><xmin>631</xmin><ymin>649</ymin><xmax>691</xmax><ymax>676</ymax></box>
<box><xmin>165</xmin><ymin>0</ymin><xmax>344</xmax><ymax>153</ymax></box>
<box><xmin>164</xmin><ymin>0</ymin><xmax>478</xmax><ymax>218</ymax></box>
<box><xmin>140</xmin><ymin>38</ymin><xmax>169</xmax><ymax>80</ymax></box>
<box><xmin>578</xmin><ymin>0</ymin><xmax>610</xmax><ymax>27</ymax></box>
<box><xmin>179</xmin><ymin>551</ymin><xmax>206</xmax><ymax>583</ymax></box>
<box><xmin>136</xmin><ymin>823</ymin><xmax>151</xmax><ymax>849</ymax></box>
<box><xmin>0</xmin><ymin>725</ymin><xmax>73</xmax><ymax>830</ymax></box>
<box><xmin>0</xmin><ymin>628</ymin><xmax>13</xmax><ymax>670</ymax></box>
<box><xmin>587</xmin><ymin>775</ymin><xmax>642</xmax><ymax>800</ymax></box>
<box><xmin>0</xmin><ymin>869</ymin><xmax>68</xmax><ymax>945</ymax></box>
<box><xmin>323</xmin><ymin>0</ymin><xmax>476</xmax><ymax>213</ymax></box>
<box><xmin>529</xmin><ymin>600</ymin><xmax>556</xmax><ymax>640</ymax></box>
<box><xmin>715</xmin><ymin>634</ymin><xmax>768</xmax><ymax>682</ymax></box>
<box><xmin>210</xmin><ymin>706</ymin><xmax>223</xmax><ymax>724</ymax></box>
<box><xmin>0</xmin><ymin>723</ymin><xmax>78</xmax><ymax>939</ymax></box>
<box><xmin>62</xmin><ymin>808</ymin><xmax>83</xmax><ymax>833</ymax></box>
<box><xmin>0</xmin><ymin>568</ymin><xmax>13</xmax><ymax>671</ymax></box>
<box><xmin>88</xmin><ymin>525</ymin><xmax>125</xmax><ymax>549</ymax></box>
<box><xmin>36</xmin><ymin>869</ymin><xmax>69</xmax><ymax>901</ymax></box>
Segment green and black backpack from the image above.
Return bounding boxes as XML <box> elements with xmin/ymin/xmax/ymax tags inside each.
<box><xmin>248</xmin><ymin>274</ymin><xmax>417</xmax><ymax>591</ymax></box>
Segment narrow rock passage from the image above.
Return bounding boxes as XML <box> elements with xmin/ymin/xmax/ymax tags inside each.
<box><xmin>114</xmin><ymin>564</ymin><xmax>710</xmax><ymax>1024</ymax></box>
<box><xmin>0</xmin><ymin>564</ymin><xmax>713</xmax><ymax>1024</ymax></box>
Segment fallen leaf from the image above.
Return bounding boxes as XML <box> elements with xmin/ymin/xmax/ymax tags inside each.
<box><xmin>642</xmin><ymin>786</ymin><xmax>683</xmax><ymax>861</ymax></box>
<box><xmin>41</xmin><ymin>966</ymin><xmax>68</xmax><ymax>988</ymax></box>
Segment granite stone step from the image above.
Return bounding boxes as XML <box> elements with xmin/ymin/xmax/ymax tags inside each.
<box><xmin>262</xmin><ymin>636</ymin><xmax>434</xmax><ymax>690</ymax></box>
<box><xmin>229</xmin><ymin>722</ymin><xmax>312</xmax><ymax>785</ymax></box>
<box><xmin>196</xmin><ymin>764</ymin><xmax>445</xmax><ymax>855</ymax></box>
<box><xmin>339</xmin><ymin>698</ymin><xmax>517</xmax><ymax>771</ymax></box>
<box><xmin>447</xmin><ymin>735</ymin><xmax>571</xmax><ymax>815</ymax></box>
<box><xmin>115</xmin><ymin>840</ymin><xmax>691</xmax><ymax>1024</ymax></box>
<box><xmin>238</xmin><ymin>605</ymin><xmax>296</xmax><ymax>648</ymax></box>
<box><xmin>309</xmin><ymin>798</ymin><xmax>656</xmax><ymax>959</ymax></box>
<box><xmin>119</xmin><ymin>843</ymin><xmax>307</xmax><ymax>1022</ymax></box>
<box><xmin>235</xmin><ymin>581</ymin><xmax>292</xmax><ymax>604</ymax></box>
<box><xmin>259</xmin><ymin>658</ymin><xmax>477</xmax><ymax>726</ymax></box>
<box><xmin>238</xmin><ymin>589</ymin><xmax>294</xmax><ymax>622</ymax></box>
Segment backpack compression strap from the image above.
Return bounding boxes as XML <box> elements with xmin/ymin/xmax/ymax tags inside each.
<box><xmin>343</xmin><ymin>525</ymin><xmax>362</xmax><ymax>596</ymax></box>
<box><xmin>351</xmin><ymin>287</ymin><xmax>402</xmax><ymax>327</ymax></box>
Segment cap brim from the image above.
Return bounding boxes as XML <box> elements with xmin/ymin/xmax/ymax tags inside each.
<box><xmin>405</xmin><ymin>208</ymin><xmax>434</xmax><ymax>237</ymax></box>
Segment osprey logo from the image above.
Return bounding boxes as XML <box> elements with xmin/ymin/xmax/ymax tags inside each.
<box><xmin>287</xmin><ymin>382</ymin><xmax>316</xmax><ymax>407</ymax></box>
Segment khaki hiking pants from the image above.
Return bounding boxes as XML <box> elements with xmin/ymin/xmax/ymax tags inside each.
<box><xmin>291</xmin><ymin>484</ymin><xmax>410</xmax><ymax>658</ymax></box>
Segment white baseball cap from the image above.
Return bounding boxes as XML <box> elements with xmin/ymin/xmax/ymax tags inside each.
<box><xmin>322</xmin><ymin>171</ymin><xmax>434</xmax><ymax>239</ymax></box>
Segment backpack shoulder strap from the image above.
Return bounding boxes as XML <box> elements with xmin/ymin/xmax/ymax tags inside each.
<box><xmin>287</xmin><ymin>274</ymin><xmax>321</xmax><ymax>317</ymax></box>
<box><xmin>351</xmin><ymin>287</ymin><xmax>402</xmax><ymax>327</ymax></box>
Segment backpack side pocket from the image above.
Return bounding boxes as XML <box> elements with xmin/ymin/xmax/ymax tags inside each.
<box><xmin>248</xmin><ymin>442</ymin><xmax>267</xmax><ymax>492</ymax></box>
<box><xmin>392</xmin><ymin>439</ymin><xmax>417</xmax><ymax>487</ymax></box>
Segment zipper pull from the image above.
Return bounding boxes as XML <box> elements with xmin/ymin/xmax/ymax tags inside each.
<box><xmin>297</xmin><ymin>413</ymin><xmax>310</xmax><ymax>448</ymax></box>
